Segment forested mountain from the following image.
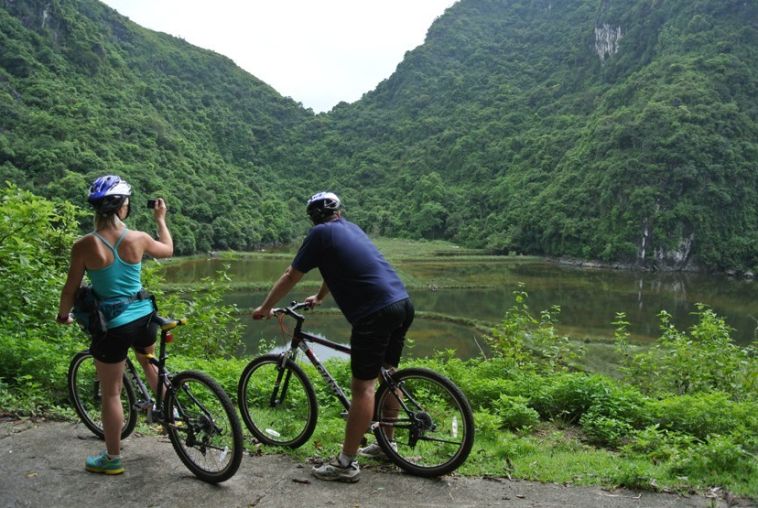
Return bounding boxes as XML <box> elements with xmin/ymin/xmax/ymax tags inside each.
<box><xmin>1</xmin><ymin>0</ymin><xmax>756</xmax><ymax>271</ymax></box>
<box><xmin>0</xmin><ymin>0</ymin><xmax>309</xmax><ymax>252</ymax></box>
<box><xmin>288</xmin><ymin>0</ymin><xmax>758</xmax><ymax>272</ymax></box>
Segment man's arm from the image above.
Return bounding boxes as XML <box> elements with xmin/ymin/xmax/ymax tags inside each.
<box><xmin>251</xmin><ymin>265</ymin><xmax>305</xmax><ymax>319</ymax></box>
<box><xmin>305</xmin><ymin>281</ymin><xmax>330</xmax><ymax>307</ymax></box>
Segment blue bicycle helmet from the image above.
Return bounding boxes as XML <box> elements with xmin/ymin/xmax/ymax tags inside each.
<box><xmin>88</xmin><ymin>175</ymin><xmax>132</xmax><ymax>215</ymax></box>
<box><xmin>306</xmin><ymin>191</ymin><xmax>341</xmax><ymax>224</ymax></box>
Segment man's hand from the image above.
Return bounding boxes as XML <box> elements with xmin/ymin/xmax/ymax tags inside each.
<box><xmin>251</xmin><ymin>306</ymin><xmax>272</xmax><ymax>320</ymax></box>
<box><xmin>304</xmin><ymin>294</ymin><xmax>323</xmax><ymax>308</ymax></box>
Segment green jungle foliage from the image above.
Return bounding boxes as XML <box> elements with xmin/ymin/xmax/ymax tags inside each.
<box><xmin>1</xmin><ymin>187</ymin><xmax>756</xmax><ymax>497</ymax></box>
<box><xmin>1</xmin><ymin>0</ymin><xmax>756</xmax><ymax>271</ymax></box>
<box><xmin>0</xmin><ymin>0</ymin><xmax>309</xmax><ymax>253</ymax></box>
<box><xmin>0</xmin><ymin>184</ymin><xmax>244</xmax><ymax>412</ymax></box>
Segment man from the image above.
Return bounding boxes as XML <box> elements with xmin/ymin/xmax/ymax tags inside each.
<box><xmin>251</xmin><ymin>191</ymin><xmax>414</xmax><ymax>482</ymax></box>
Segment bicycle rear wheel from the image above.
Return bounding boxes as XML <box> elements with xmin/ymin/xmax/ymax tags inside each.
<box><xmin>373</xmin><ymin>367</ymin><xmax>475</xmax><ymax>477</ymax></box>
<box><xmin>164</xmin><ymin>370</ymin><xmax>243</xmax><ymax>483</ymax></box>
<box><xmin>67</xmin><ymin>351</ymin><xmax>137</xmax><ymax>440</ymax></box>
<box><xmin>237</xmin><ymin>354</ymin><xmax>317</xmax><ymax>447</ymax></box>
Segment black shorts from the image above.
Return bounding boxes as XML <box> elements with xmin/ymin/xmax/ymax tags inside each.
<box><xmin>90</xmin><ymin>313</ymin><xmax>158</xmax><ymax>364</ymax></box>
<box><xmin>350</xmin><ymin>298</ymin><xmax>414</xmax><ymax>380</ymax></box>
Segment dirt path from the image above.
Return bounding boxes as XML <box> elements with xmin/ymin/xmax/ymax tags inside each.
<box><xmin>0</xmin><ymin>420</ymin><xmax>747</xmax><ymax>508</ymax></box>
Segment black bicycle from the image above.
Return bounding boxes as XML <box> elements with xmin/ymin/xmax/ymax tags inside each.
<box><xmin>67</xmin><ymin>315</ymin><xmax>243</xmax><ymax>483</ymax></box>
<box><xmin>237</xmin><ymin>301</ymin><xmax>475</xmax><ymax>477</ymax></box>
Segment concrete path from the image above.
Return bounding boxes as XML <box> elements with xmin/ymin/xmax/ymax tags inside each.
<box><xmin>0</xmin><ymin>419</ymin><xmax>748</xmax><ymax>508</ymax></box>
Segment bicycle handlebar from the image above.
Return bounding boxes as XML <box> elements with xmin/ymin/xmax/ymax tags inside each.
<box><xmin>271</xmin><ymin>301</ymin><xmax>311</xmax><ymax>320</ymax></box>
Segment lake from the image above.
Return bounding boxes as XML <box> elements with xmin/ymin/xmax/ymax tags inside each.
<box><xmin>161</xmin><ymin>248</ymin><xmax>757</xmax><ymax>362</ymax></box>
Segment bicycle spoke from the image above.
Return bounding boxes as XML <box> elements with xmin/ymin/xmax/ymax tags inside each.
<box><xmin>374</xmin><ymin>368</ymin><xmax>474</xmax><ymax>477</ymax></box>
<box><xmin>68</xmin><ymin>352</ymin><xmax>137</xmax><ymax>440</ymax></box>
<box><xmin>237</xmin><ymin>355</ymin><xmax>317</xmax><ymax>448</ymax></box>
<box><xmin>165</xmin><ymin>371</ymin><xmax>242</xmax><ymax>483</ymax></box>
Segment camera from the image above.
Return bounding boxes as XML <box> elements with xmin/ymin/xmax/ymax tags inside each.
<box><xmin>147</xmin><ymin>199</ymin><xmax>157</xmax><ymax>209</ymax></box>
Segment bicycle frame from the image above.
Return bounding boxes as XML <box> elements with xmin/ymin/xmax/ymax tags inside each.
<box><xmin>72</xmin><ymin>314</ymin><xmax>244</xmax><ymax>483</ymax></box>
<box><xmin>275</xmin><ymin>304</ymin><xmax>397</xmax><ymax>416</ymax></box>
<box><xmin>118</xmin><ymin>324</ymin><xmax>182</xmax><ymax>424</ymax></box>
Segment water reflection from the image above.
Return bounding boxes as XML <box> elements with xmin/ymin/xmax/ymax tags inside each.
<box><xmin>236</xmin><ymin>295</ymin><xmax>489</xmax><ymax>362</ymax></box>
<box><xmin>166</xmin><ymin>256</ymin><xmax>758</xmax><ymax>350</ymax></box>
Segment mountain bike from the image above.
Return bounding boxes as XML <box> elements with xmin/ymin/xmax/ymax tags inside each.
<box><xmin>67</xmin><ymin>315</ymin><xmax>244</xmax><ymax>483</ymax></box>
<box><xmin>237</xmin><ymin>301</ymin><xmax>475</xmax><ymax>477</ymax></box>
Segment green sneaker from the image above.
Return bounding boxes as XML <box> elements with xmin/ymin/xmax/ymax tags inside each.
<box><xmin>85</xmin><ymin>451</ymin><xmax>124</xmax><ymax>475</ymax></box>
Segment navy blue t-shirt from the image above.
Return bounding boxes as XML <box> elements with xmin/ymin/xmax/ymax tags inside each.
<box><xmin>291</xmin><ymin>218</ymin><xmax>408</xmax><ymax>324</ymax></box>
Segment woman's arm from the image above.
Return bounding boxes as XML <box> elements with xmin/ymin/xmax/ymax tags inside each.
<box><xmin>57</xmin><ymin>241</ymin><xmax>86</xmax><ymax>323</ymax></box>
<box><xmin>143</xmin><ymin>198</ymin><xmax>173</xmax><ymax>258</ymax></box>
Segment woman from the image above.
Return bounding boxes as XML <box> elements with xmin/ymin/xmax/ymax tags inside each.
<box><xmin>57</xmin><ymin>175</ymin><xmax>173</xmax><ymax>475</ymax></box>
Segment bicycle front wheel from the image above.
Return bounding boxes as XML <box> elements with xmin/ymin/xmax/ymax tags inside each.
<box><xmin>237</xmin><ymin>354</ymin><xmax>317</xmax><ymax>447</ymax></box>
<box><xmin>67</xmin><ymin>351</ymin><xmax>137</xmax><ymax>440</ymax></box>
<box><xmin>164</xmin><ymin>371</ymin><xmax>243</xmax><ymax>483</ymax></box>
<box><xmin>374</xmin><ymin>367</ymin><xmax>475</xmax><ymax>477</ymax></box>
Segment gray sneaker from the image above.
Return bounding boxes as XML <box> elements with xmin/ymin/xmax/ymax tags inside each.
<box><xmin>358</xmin><ymin>441</ymin><xmax>396</xmax><ymax>460</ymax></box>
<box><xmin>311</xmin><ymin>458</ymin><xmax>360</xmax><ymax>483</ymax></box>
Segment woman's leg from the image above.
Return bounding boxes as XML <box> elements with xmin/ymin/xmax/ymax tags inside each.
<box><xmin>94</xmin><ymin>359</ymin><xmax>126</xmax><ymax>456</ymax></box>
<box><xmin>134</xmin><ymin>345</ymin><xmax>159</xmax><ymax>395</ymax></box>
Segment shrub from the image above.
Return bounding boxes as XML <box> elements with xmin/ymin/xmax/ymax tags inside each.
<box><xmin>473</xmin><ymin>410</ymin><xmax>502</xmax><ymax>436</ymax></box>
<box><xmin>456</xmin><ymin>364</ymin><xmax>548</xmax><ymax>411</ymax></box>
<box><xmin>0</xmin><ymin>186</ymin><xmax>247</xmax><ymax>413</ymax></box>
<box><xmin>494</xmin><ymin>395</ymin><xmax>540</xmax><ymax>431</ymax></box>
<box><xmin>669</xmin><ymin>435</ymin><xmax>756</xmax><ymax>483</ymax></box>
<box><xmin>486</xmin><ymin>285</ymin><xmax>583</xmax><ymax>372</ymax></box>
<box><xmin>531</xmin><ymin>373</ymin><xmax>648</xmax><ymax>426</ymax></box>
<box><xmin>580</xmin><ymin>411</ymin><xmax>633</xmax><ymax>448</ymax></box>
<box><xmin>152</xmin><ymin>264</ymin><xmax>244</xmax><ymax>360</ymax></box>
<box><xmin>616</xmin><ymin>307</ymin><xmax>757</xmax><ymax>400</ymax></box>
<box><xmin>651</xmin><ymin>391</ymin><xmax>758</xmax><ymax>439</ymax></box>
<box><xmin>621</xmin><ymin>425</ymin><xmax>697</xmax><ymax>464</ymax></box>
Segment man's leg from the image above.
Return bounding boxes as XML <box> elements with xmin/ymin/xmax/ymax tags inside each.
<box><xmin>342</xmin><ymin>377</ymin><xmax>376</xmax><ymax>456</ymax></box>
<box><xmin>359</xmin><ymin>299</ymin><xmax>413</xmax><ymax>456</ymax></box>
<box><xmin>311</xmin><ymin>376</ymin><xmax>373</xmax><ymax>482</ymax></box>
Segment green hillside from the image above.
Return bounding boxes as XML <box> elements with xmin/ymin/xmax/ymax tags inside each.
<box><xmin>1</xmin><ymin>0</ymin><xmax>756</xmax><ymax>271</ymax></box>
<box><xmin>287</xmin><ymin>0</ymin><xmax>758</xmax><ymax>272</ymax></box>
<box><xmin>0</xmin><ymin>0</ymin><xmax>309</xmax><ymax>253</ymax></box>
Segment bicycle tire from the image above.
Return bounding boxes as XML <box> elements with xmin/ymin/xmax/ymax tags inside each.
<box><xmin>67</xmin><ymin>351</ymin><xmax>137</xmax><ymax>440</ymax></box>
<box><xmin>237</xmin><ymin>354</ymin><xmax>318</xmax><ymax>447</ymax></box>
<box><xmin>373</xmin><ymin>367</ymin><xmax>475</xmax><ymax>477</ymax></box>
<box><xmin>164</xmin><ymin>370</ymin><xmax>243</xmax><ymax>483</ymax></box>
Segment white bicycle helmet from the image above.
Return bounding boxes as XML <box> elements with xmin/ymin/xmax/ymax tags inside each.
<box><xmin>87</xmin><ymin>175</ymin><xmax>132</xmax><ymax>215</ymax></box>
<box><xmin>306</xmin><ymin>191</ymin><xmax>341</xmax><ymax>223</ymax></box>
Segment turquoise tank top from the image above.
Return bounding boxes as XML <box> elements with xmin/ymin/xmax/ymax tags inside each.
<box><xmin>86</xmin><ymin>228</ymin><xmax>154</xmax><ymax>329</ymax></box>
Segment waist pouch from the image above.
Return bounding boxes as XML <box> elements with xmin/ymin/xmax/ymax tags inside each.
<box><xmin>73</xmin><ymin>286</ymin><xmax>151</xmax><ymax>338</ymax></box>
<box><xmin>98</xmin><ymin>290</ymin><xmax>151</xmax><ymax>321</ymax></box>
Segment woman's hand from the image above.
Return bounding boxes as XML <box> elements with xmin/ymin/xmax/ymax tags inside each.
<box><xmin>56</xmin><ymin>313</ymin><xmax>74</xmax><ymax>325</ymax></box>
<box><xmin>153</xmin><ymin>197</ymin><xmax>167</xmax><ymax>222</ymax></box>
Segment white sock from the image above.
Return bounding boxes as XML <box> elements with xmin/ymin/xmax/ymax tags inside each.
<box><xmin>338</xmin><ymin>451</ymin><xmax>355</xmax><ymax>467</ymax></box>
